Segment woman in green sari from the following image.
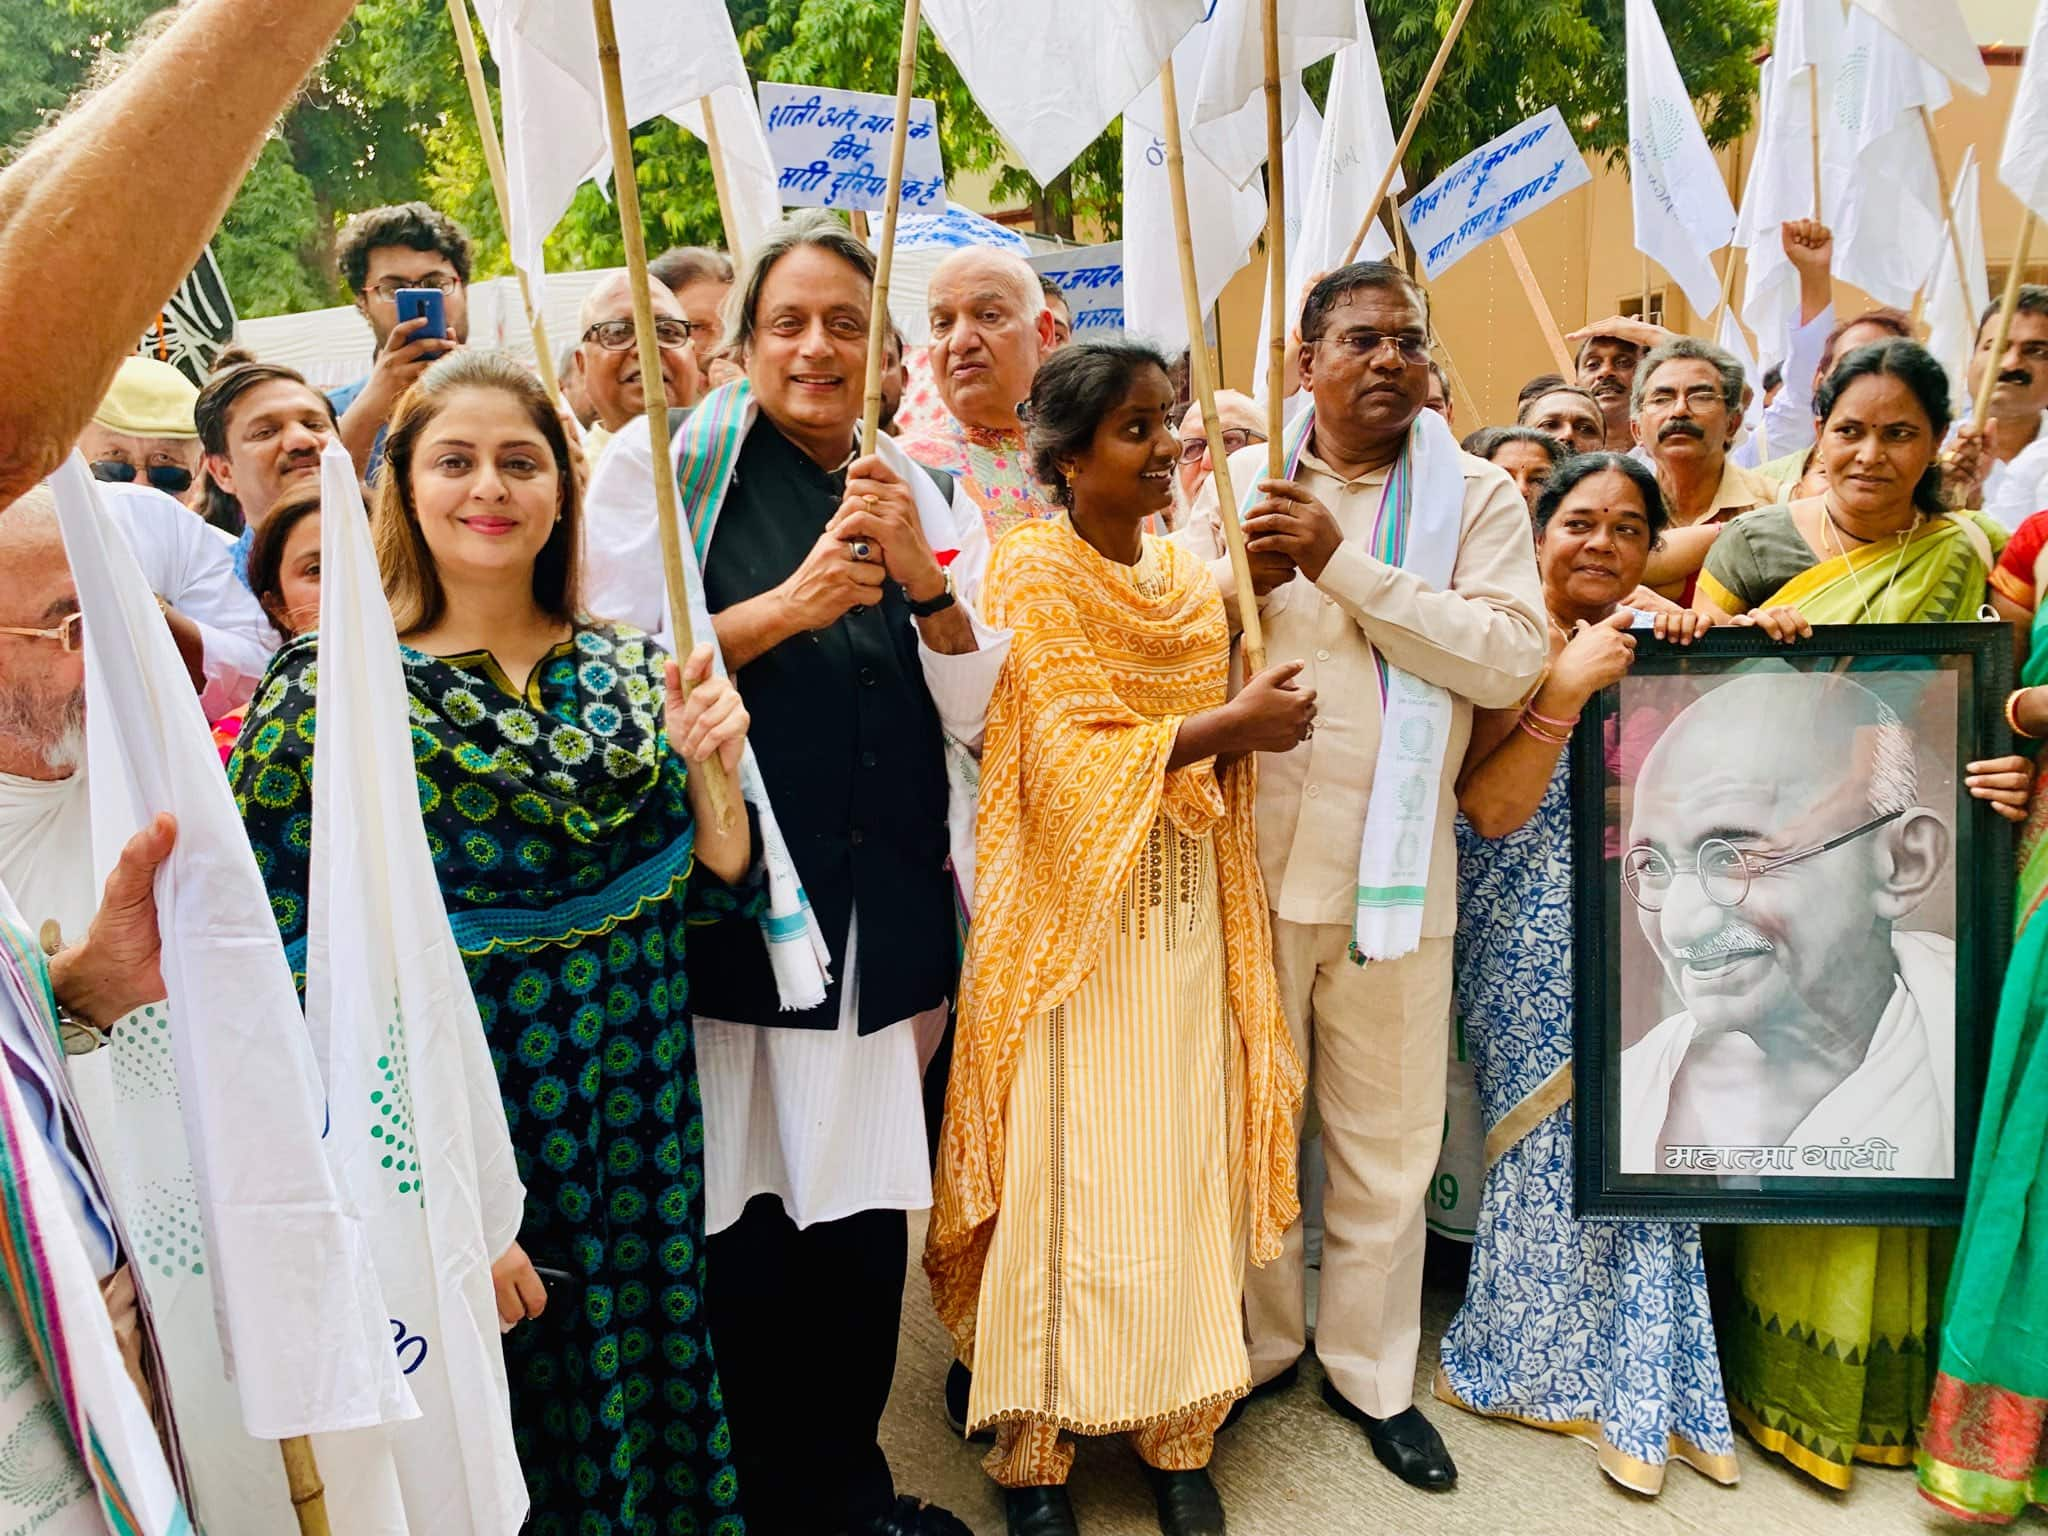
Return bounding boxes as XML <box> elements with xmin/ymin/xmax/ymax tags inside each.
<box><xmin>1689</xmin><ymin>338</ymin><xmax>2034</xmax><ymax>1489</ymax></box>
<box><xmin>1918</xmin><ymin>514</ymin><xmax>2048</xmax><ymax>1522</ymax></box>
<box><xmin>231</xmin><ymin>351</ymin><xmax>756</xmax><ymax>1534</ymax></box>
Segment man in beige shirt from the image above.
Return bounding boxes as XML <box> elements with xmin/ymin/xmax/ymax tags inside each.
<box><xmin>1632</xmin><ymin>337</ymin><xmax>1786</xmax><ymax>605</ymax></box>
<box><xmin>1183</xmin><ymin>262</ymin><xmax>1545</xmax><ymax>1490</ymax></box>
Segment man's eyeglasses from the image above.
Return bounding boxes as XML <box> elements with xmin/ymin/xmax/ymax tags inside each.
<box><xmin>582</xmin><ymin>318</ymin><xmax>698</xmax><ymax>352</ymax></box>
<box><xmin>1307</xmin><ymin>329</ymin><xmax>1431</xmax><ymax>365</ymax></box>
<box><xmin>91</xmin><ymin>459</ymin><xmax>194</xmax><ymax>496</ymax></box>
<box><xmin>1178</xmin><ymin>429</ymin><xmax>1266</xmax><ymax>464</ymax></box>
<box><xmin>0</xmin><ymin>613</ymin><xmax>83</xmax><ymax>653</ymax></box>
<box><xmin>364</xmin><ymin>275</ymin><xmax>461</xmax><ymax>303</ymax></box>
<box><xmin>1641</xmin><ymin>385</ymin><xmax>1727</xmax><ymax>413</ymax></box>
<box><xmin>1621</xmin><ymin>809</ymin><xmax>1907</xmax><ymax>913</ymax></box>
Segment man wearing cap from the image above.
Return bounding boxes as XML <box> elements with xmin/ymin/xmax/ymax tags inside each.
<box><xmin>77</xmin><ymin>357</ymin><xmax>206</xmax><ymax>514</ymax></box>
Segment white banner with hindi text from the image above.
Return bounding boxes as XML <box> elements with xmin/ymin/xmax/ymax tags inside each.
<box><xmin>1029</xmin><ymin>243</ymin><xmax>1125</xmax><ymax>336</ymax></box>
<box><xmin>1401</xmin><ymin>107</ymin><xmax>1591</xmax><ymax>279</ymax></box>
<box><xmin>757</xmin><ymin>82</ymin><xmax>946</xmax><ymax>214</ymax></box>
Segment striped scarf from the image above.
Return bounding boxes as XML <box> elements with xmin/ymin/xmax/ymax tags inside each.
<box><xmin>0</xmin><ymin>911</ymin><xmax>190</xmax><ymax>1534</ymax></box>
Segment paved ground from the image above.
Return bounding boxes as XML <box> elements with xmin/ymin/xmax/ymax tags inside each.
<box><xmin>878</xmin><ymin>1217</ymin><xmax>1973</xmax><ymax>1536</ymax></box>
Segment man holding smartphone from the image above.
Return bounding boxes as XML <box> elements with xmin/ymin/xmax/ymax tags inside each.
<box><xmin>330</xmin><ymin>201</ymin><xmax>472</xmax><ymax>479</ymax></box>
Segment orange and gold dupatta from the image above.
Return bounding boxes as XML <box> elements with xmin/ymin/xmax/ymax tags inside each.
<box><xmin>924</xmin><ymin>519</ymin><xmax>1304</xmax><ymax>1360</ymax></box>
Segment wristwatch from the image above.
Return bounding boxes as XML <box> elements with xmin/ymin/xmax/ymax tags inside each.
<box><xmin>905</xmin><ymin>567</ymin><xmax>957</xmax><ymax>617</ymax></box>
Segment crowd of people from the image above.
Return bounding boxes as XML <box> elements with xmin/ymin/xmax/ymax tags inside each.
<box><xmin>5</xmin><ymin>7</ymin><xmax>2048</xmax><ymax>1536</ymax></box>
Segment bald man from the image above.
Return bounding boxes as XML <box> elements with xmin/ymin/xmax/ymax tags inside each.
<box><xmin>896</xmin><ymin>246</ymin><xmax>1060</xmax><ymax>538</ymax></box>
<box><xmin>1619</xmin><ymin>672</ymin><xmax>1955</xmax><ymax>1180</ymax></box>
<box><xmin>573</xmin><ymin>269</ymin><xmax>704</xmax><ymax>466</ymax></box>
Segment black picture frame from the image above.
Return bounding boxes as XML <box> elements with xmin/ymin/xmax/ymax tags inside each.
<box><xmin>1570</xmin><ymin>622</ymin><xmax>2014</xmax><ymax>1224</ymax></box>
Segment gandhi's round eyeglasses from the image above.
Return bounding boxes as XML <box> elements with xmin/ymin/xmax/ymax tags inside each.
<box><xmin>1621</xmin><ymin>809</ymin><xmax>1906</xmax><ymax>913</ymax></box>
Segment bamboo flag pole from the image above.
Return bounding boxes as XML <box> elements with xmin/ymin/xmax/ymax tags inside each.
<box><xmin>1808</xmin><ymin>64</ymin><xmax>1824</xmax><ymax>220</ymax></box>
<box><xmin>1501</xmin><ymin>229</ymin><xmax>1573</xmax><ymax>374</ymax></box>
<box><xmin>1918</xmin><ymin>105</ymin><xmax>1974</xmax><ymax>329</ymax></box>
<box><xmin>1161</xmin><ymin>58</ymin><xmax>1266</xmax><ymax>673</ymax></box>
<box><xmin>699</xmin><ymin>95</ymin><xmax>745</xmax><ymax>263</ymax></box>
<box><xmin>1974</xmin><ymin>213</ymin><xmax>2038</xmax><ymax>427</ymax></box>
<box><xmin>444</xmin><ymin>0</ymin><xmax>560</xmax><ymax>405</ymax></box>
<box><xmin>860</xmin><ymin>0</ymin><xmax>923</xmax><ymax>454</ymax></box>
<box><xmin>1709</xmin><ymin>244</ymin><xmax>1740</xmax><ymax>334</ymax></box>
<box><xmin>1262</xmin><ymin>0</ymin><xmax>1287</xmax><ymax>481</ymax></box>
<box><xmin>592</xmin><ymin>0</ymin><xmax>736</xmax><ymax>830</ymax></box>
<box><xmin>280</xmin><ymin>1436</ymin><xmax>332</xmax><ymax>1536</ymax></box>
<box><xmin>1641</xmin><ymin>252</ymin><xmax>1653</xmax><ymax>323</ymax></box>
<box><xmin>1340</xmin><ymin>0</ymin><xmax>1477</xmax><ymax>264</ymax></box>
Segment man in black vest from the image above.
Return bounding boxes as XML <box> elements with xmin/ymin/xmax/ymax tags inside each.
<box><xmin>688</xmin><ymin>211</ymin><xmax>1006</xmax><ymax>1536</ymax></box>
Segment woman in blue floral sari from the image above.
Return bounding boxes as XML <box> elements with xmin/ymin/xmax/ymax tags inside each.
<box><xmin>1434</xmin><ymin>453</ymin><xmax>1739</xmax><ymax>1495</ymax></box>
<box><xmin>231</xmin><ymin>351</ymin><xmax>754</xmax><ymax>1535</ymax></box>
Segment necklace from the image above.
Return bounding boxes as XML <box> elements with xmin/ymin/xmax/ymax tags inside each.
<box><xmin>1818</xmin><ymin>502</ymin><xmax>1920</xmax><ymax>622</ymax></box>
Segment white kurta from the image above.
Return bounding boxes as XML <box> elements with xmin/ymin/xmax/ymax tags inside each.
<box><xmin>0</xmin><ymin>767</ymin><xmax>93</xmax><ymax>944</ymax></box>
<box><xmin>95</xmin><ymin>482</ymin><xmax>276</xmax><ymax>714</ymax></box>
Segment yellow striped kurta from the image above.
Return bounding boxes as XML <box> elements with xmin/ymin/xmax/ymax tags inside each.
<box><xmin>967</xmin><ymin>814</ymin><xmax>1250</xmax><ymax>1436</ymax></box>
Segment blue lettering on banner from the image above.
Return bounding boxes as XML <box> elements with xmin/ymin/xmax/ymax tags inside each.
<box><xmin>1028</xmin><ymin>241</ymin><xmax>1126</xmax><ymax>336</ymax></box>
<box><xmin>1400</xmin><ymin>106</ymin><xmax>1593</xmax><ymax>279</ymax></box>
<box><xmin>758</xmin><ymin>81</ymin><xmax>946</xmax><ymax>214</ymax></box>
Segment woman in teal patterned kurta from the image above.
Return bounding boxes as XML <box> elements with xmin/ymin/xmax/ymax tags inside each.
<box><xmin>232</xmin><ymin>351</ymin><xmax>755</xmax><ymax>1536</ymax></box>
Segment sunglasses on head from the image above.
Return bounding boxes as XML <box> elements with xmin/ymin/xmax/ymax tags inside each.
<box><xmin>91</xmin><ymin>460</ymin><xmax>194</xmax><ymax>496</ymax></box>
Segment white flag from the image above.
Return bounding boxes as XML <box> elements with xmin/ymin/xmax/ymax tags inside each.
<box><xmin>1251</xmin><ymin>78</ymin><xmax>1329</xmax><ymax>408</ymax></box>
<box><xmin>304</xmin><ymin>444</ymin><xmax>528</xmax><ymax>1534</ymax></box>
<box><xmin>1717</xmin><ymin>306</ymin><xmax>1763</xmax><ymax>439</ymax></box>
<box><xmin>52</xmin><ymin>455</ymin><xmax>407</xmax><ymax>1441</ymax></box>
<box><xmin>1825</xmin><ymin>5</ymin><xmax>1950</xmax><ymax>309</ymax></box>
<box><xmin>1123</xmin><ymin>19</ymin><xmax>1267</xmax><ymax>355</ymax></box>
<box><xmin>1926</xmin><ymin>147</ymin><xmax>1990</xmax><ymax>413</ymax></box>
<box><xmin>1850</xmin><ymin>0</ymin><xmax>1990</xmax><ymax>95</ymax></box>
<box><xmin>1626</xmin><ymin>0</ymin><xmax>1737</xmax><ymax>315</ymax></box>
<box><xmin>480</xmin><ymin>0</ymin><xmax>751</xmax><ymax>291</ymax></box>
<box><xmin>923</xmin><ymin>0</ymin><xmax>1207</xmax><ymax>186</ymax></box>
<box><xmin>2000</xmin><ymin>0</ymin><xmax>2048</xmax><ymax>220</ymax></box>
<box><xmin>1188</xmin><ymin>0</ymin><xmax>1358</xmax><ymax>188</ymax></box>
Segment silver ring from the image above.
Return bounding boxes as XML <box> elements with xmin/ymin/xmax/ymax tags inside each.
<box><xmin>850</xmin><ymin>540</ymin><xmax>873</xmax><ymax>562</ymax></box>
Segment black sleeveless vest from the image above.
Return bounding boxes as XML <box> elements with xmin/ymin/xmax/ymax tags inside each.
<box><xmin>687</xmin><ymin>419</ymin><xmax>956</xmax><ymax>1033</ymax></box>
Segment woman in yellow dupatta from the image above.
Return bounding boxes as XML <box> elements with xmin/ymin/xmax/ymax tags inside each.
<box><xmin>1688</xmin><ymin>338</ymin><xmax>2034</xmax><ymax>1489</ymax></box>
<box><xmin>926</xmin><ymin>339</ymin><xmax>1309</xmax><ymax>1536</ymax></box>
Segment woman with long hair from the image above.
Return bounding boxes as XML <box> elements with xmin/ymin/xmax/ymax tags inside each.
<box><xmin>232</xmin><ymin>350</ymin><xmax>753</xmax><ymax>1535</ymax></box>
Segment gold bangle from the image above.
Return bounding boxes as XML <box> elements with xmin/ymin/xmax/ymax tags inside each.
<box><xmin>2007</xmin><ymin>688</ymin><xmax>2040</xmax><ymax>741</ymax></box>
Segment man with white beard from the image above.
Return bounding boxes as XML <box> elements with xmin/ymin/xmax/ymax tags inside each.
<box><xmin>0</xmin><ymin>493</ymin><xmax>93</xmax><ymax>949</ymax></box>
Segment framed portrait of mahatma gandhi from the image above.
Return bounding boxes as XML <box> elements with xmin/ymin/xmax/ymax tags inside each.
<box><xmin>1571</xmin><ymin>623</ymin><xmax>2014</xmax><ymax>1224</ymax></box>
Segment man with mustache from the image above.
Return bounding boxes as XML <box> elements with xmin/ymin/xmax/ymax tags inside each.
<box><xmin>571</xmin><ymin>269</ymin><xmax>703</xmax><ymax>467</ymax></box>
<box><xmin>1573</xmin><ymin>327</ymin><xmax>1650</xmax><ymax>451</ymax></box>
<box><xmin>1181</xmin><ymin>260</ymin><xmax>1546</xmax><ymax>1491</ymax></box>
<box><xmin>1630</xmin><ymin>338</ymin><xmax>1783</xmax><ymax>604</ymax></box>
<box><xmin>1619</xmin><ymin>672</ymin><xmax>1955</xmax><ymax>1180</ymax></box>
<box><xmin>897</xmin><ymin>246</ymin><xmax>1061</xmax><ymax>538</ymax></box>
<box><xmin>193</xmin><ymin>362</ymin><xmax>337</xmax><ymax>586</ymax></box>
<box><xmin>1952</xmin><ymin>287</ymin><xmax>2048</xmax><ymax>530</ymax></box>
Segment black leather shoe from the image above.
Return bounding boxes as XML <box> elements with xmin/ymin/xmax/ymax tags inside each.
<box><xmin>1142</xmin><ymin>1465</ymin><xmax>1226</xmax><ymax>1536</ymax></box>
<box><xmin>1319</xmin><ymin>1383</ymin><xmax>1457</xmax><ymax>1490</ymax></box>
<box><xmin>945</xmin><ymin>1359</ymin><xmax>995</xmax><ymax>1444</ymax></box>
<box><xmin>855</xmin><ymin>1495</ymin><xmax>977</xmax><ymax>1536</ymax></box>
<box><xmin>1220</xmin><ymin>1361</ymin><xmax>1299</xmax><ymax>1430</ymax></box>
<box><xmin>1005</xmin><ymin>1486</ymin><xmax>1079</xmax><ymax>1536</ymax></box>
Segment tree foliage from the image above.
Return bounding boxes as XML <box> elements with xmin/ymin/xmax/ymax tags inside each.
<box><xmin>0</xmin><ymin>0</ymin><xmax>1766</xmax><ymax>318</ymax></box>
<box><xmin>1353</xmin><ymin>0</ymin><xmax>1770</xmax><ymax>189</ymax></box>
